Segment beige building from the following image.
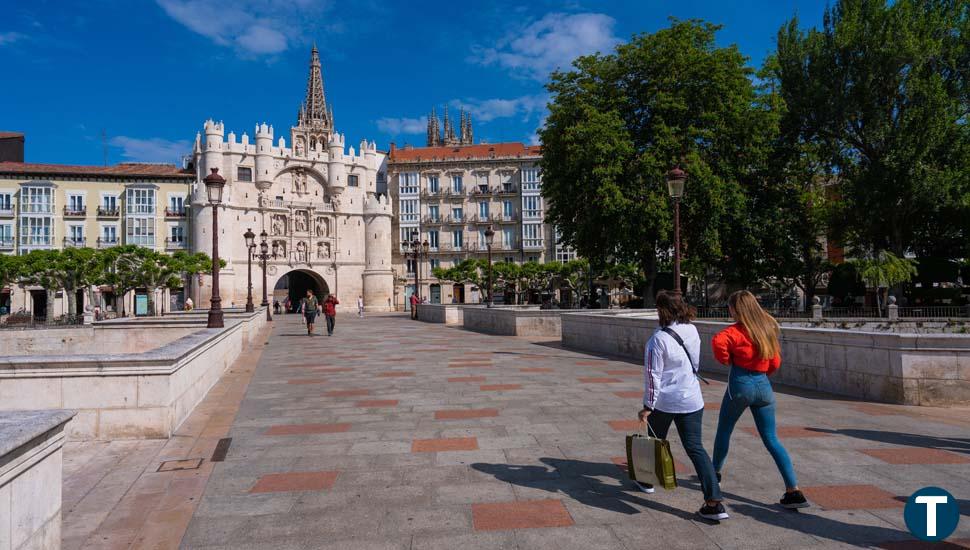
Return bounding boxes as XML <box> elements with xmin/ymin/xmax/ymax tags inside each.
<box><xmin>387</xmin><ymin>137</ymin><xmax>574</xmax><ymax>307</ymax></box>
<box><xmin>0</xmin><ymin>161</ymin><xmax>194</xmax><ymax>317</ymax></box>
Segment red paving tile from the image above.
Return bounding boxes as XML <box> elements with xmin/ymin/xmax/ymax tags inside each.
<box><xmin>249</xmin><ymin>471</ymin><xmax>339</xmax><ymax>493</ymax></box>
<box><xmin>608</xmin><ymin>420</ymin><xmax>643</xmax><ymax>432</ymax></box>
<box><xmin>355</xmin><ymin>399</ymin><xmax>399</xmax><ymax>408</ymax></box>
<box><xmin>849</xmin><ymin>403</ymin><xmax>907</xmax><ymax>416</ymax></box>
<box><xmin>448</xmin><ymin>376</ymin><xmax>487</xmax><ymax>383</ymax></box>
<box><xmin>801</xmin><ymin>484</ymin><xmax>903</xmax><ymax>510</ymax></box>
<box><xmin>742</xmin><ymin>426</ymin><xmax>830</xmax><ymax>438</ymax></box>
<box><xmin>313</xmin><ymin>367</ymin><xmax>355</xmax><ymax>373</ymax></box>
<box><xmin>577</xmin><ymin>377</ymin><xmax>623</xmax><ymax>384</ymax></box>
<box><xmin>705</xmin><ymin>402</ymin><xmax>721</xmax><ymax>411</ymax></box>
<box><xmin>324</xmin><ymin>389</ymin><xmax>371</xmax><ymax>398</ymax></box>
<box><xmin>520</xmin><ymin>367</ymin><xmax>554</xmax><ymax>373</ymax></box>
<box><xmin>448</xmin><ymin>363</ymin><xmax>494</xmax><ymax>368</ymax></box>
<box><xmin>376</xmin><ymin>372</ymin><xmax>415</xmax><ymax>377</ymax></box>
<box><xmin>605</xmin><ymin>370</ymin><xmax>642</xmax><ymax>376</ymax></box>
<box><xmin>614</xmin><ymin>391</ymin><xmax>643</xmax><ymax>399</ymax></box>
<box><xmin>264</xmin><ymin>423</ymin><xmax>352</xmax><ymax>436</ymax></box>
<box><xmin>480</xmin><ymin>384</ymin><xmax>522</xmax><ymax>391</ymax></box>
<box><xmin>287</xmin><ymin>379</ymin><xmax>327</xmax><ymax>385</ymax></box>
<box><xmin>472</xmin><ymin>499</ymin><xmax>574</xmax><ymax>531</ymax></box>
<box><xmin>575</xmin><ymin>360</ymin><xmax>605</xmax><ymax>366</ymax></box>
<box><xmin>412</xmin><ymin>437</ymin><xmax>479</xmax><ymax>452</ymax></box>
<box><xmin>434</xmin><ymin>408</ymin><xmax>500</xmax><ymax>420</ymax></box>
<box><xmin>860</xmin><ymin>448</ymin><xmax>970</xmax><ymax>465</ymax></box>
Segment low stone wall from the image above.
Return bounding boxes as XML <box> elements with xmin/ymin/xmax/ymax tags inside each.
<box><xmin>416</xmin><ymin>304</ymin><xmax>480</xmax><ymax>325</ymax></box>
<box><xmin>0</xmin><ymin>410</ymin><xmax>75</xmax><ymax>550</ymax></box>
<box><xmin>561</xmin><ymin>311</ymin><xmax>970</xmax><ymax>406</ymax></box>
<box><xmin>0</xmin><ymin>309</ymin><xmax>267</xmax><ymax>439</ymax></box>
<box><xmin>463</xmin><ymin>306</ymin><xmax>576</xmax><ymax>337</ymax></box>
<box><xmin>0</xmin><ymin>325</ymin><xmax>198</xmax><ymax>357</ymax></box>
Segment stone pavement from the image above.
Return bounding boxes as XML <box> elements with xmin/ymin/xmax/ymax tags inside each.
<box><xmin>67</xmin><ymin>313</ymin><xmax>970</xmax><ymax>549</ymax></box>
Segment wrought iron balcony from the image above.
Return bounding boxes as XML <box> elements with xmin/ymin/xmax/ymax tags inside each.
<box><xmin>494</xmin><ymin>185</ymin><xmax>518</xmax><ymax>195</ymax></box>
<box><xmin>165</xmin><ymin>207</ymin><xmax>187</xmax><ymax>218</ymax></box>
<box><xmin>63</xmin><ymin>206</ymin><xmax>87</xmax><ymax>217</ymax></box>
<box><xmin>97</xmin><ymin>206</ymin><xmax>120</xmax><ymax>217</ymax></box>
<box><xmin>0</xmin><ymin>237</ymin><xmax>13</xmax><ymax>249</ymax></box>
<box><xmin>0</xmin><ymin>206</ymin><xmax>13</xmax><ymax>217</ymax></box>
<box><xmin>165</xmin><ymin>238</ymin><xmax>187</xmax><ymax>250</ymax></box>
<box><xmin>63</xmin><ymin>237</ymin><xmax>86</xmax><ymax>248</ymax></box>
<box><xmin>96</xmin><ymin>237</ymin><xmax>119</xmax><ymax>248</ymax></box>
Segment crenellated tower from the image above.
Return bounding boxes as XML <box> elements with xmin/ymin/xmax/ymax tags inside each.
<box><xmin>362</xmin><ymin>192</ymin><xmax>394</xmax><ymax>309</ymax></box>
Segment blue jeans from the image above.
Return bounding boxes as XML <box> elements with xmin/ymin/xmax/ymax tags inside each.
<box><xmin>713</xmin><ymin>367</ymin><xmax>798</xmax><ymax>489</ymax></box>
<box><xmin>648</xmin><ymin>408</ymin><xmax>722</xmax><ymax>502</ymax></box>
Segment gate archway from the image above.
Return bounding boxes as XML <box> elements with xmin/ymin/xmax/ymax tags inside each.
<box><xmin>273</xmin><ymin>269</ymin><xmax>329</xmax><ymax>312</ymax></box>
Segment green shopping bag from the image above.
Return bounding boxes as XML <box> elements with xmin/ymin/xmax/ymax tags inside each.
<box><xmin>624</xmin><ymin>422</ymin><xmax>677</xmax><ymax>490</ymax></box>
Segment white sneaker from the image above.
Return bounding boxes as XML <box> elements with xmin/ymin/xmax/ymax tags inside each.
<box><xmin>635</xmin><ymin>481</ymin><xmax>655</xmax><ymax>494</ymax></box>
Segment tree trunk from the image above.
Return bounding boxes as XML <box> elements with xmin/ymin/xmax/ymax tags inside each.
<box><xmin>66</xmin><ymin>287</ymin><xmax>77</xmax><ymax>321</ymax></box>
<box><xmin>640</xmin><ymin>253</ymin><xmax>658</xmax><ymax>307</ymax></box>
<box><xmin>45</xmin><ymin>289</ymin><xmax>56</xmax><ymax>322</ymax></box>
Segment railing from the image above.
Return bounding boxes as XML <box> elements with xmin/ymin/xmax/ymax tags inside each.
<box><xmin>0</xmin><ymin>237</ymin><xmax>13</xmax><ymax>249</ymax></box>
<box><xmin>443</xmin><ymin>216</ymin><xmax>465</xmax><ymax>225</ymax></box>
<box><xmin>97</xmin><ymin>206</ymin><xmax>120</xmax><ymax>217</ymax></box>
<box><xmin>422</xmin><ymin>215</ymin><xmax>442</xmax><ymax>224</ymax></box>
<box><xmin>165</xmin><ymin>238</ymin><xmax>187</xmax><ymax>250</ymax></box>
<box><xmin>63</xmin><ymin>237</ymin><xmax>86</xmax><ymax>248</ymax></box>
<box><xmin>63</xmin><ymin>206</ymin><xmax>87</xmax><ymax>217</ymax></box>
<box><xmin>271</xmin><ymin>198</ymin><xmax>334</xmax><ymax>211</ymax></box>
<box><xmin>470</xmin><ymin>186</ymin><xmax>491</xmax><ymax>196</ymax></box>
<box><xmin>97</xmin><ymin>237</ymin><xmax>119</xmax><ymax>248</ymax></box>
<box><xmin>898</xmin><ymin>306</ymin><xmax>970</xmax><ymax>318</ymax></box>
<box><xmin>492</xmin><ymin>214</ymin><xmax>518</xmax><ymax>223</ymax></box>
<box><xmin>821</xmin><ymin>307</ymin><xmax>883</xmax><ymax>318</ymax></box>
<box><xmin>522</xmin><ymin>239</ymin><xmax>544</xmax><ymax>249</ymax></box>
<box><xmin>420</xmin><ymin>190</ymin><xmax>441</xmax><ymax>199</ymax></box>
<box><xmin>0</xmin><ymin>206</ymin><xmax>13</xmax><ymax>216</ymax></box>
<box><xmin>494</xmin><ymin>185</ymin><xmax>518</xmax><ymax>195</ymax></box>
<box><xmin>165</xmin><ymin>207</ymin><xmax>187</xmax><ymax>217</ymax></box>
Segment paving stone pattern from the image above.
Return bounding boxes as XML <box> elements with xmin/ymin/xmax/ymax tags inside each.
<box><xmin>169</xmin><ymin>314</ymin><xmax>970</xmax><ymax>549</ymax></box>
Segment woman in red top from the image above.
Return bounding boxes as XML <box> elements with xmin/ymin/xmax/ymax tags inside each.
<box><xmin>711</xmin><ymin>291</ymin><xmax>808</xmax><ymax>509</ymax></box>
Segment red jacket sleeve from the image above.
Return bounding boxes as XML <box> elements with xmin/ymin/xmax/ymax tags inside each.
<box><xmin>711</xmin><ymin>327</ymin><xmax>734</xmax><ymax>366</ymax></box>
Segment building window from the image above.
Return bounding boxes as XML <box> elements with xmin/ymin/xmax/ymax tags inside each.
<box><xmin>428</xmin><ymin>230</ymin><xmax>439</xmax><ymax>250</ymax></box>
<box><xmin>406</xmin><ymin>259</ymin><xmax>416</xmax><ymax>275</ymax></box>
<box><xmin>400</xmin><ymin>172</ymin><xmax>419</xmax><ymax>195</ymax></box>
<box><xmin>237</xmin><ymin>167</ymin><xmax>253</xmax><ymax>182</ymax></box>
<box><xmin>452</xmin><ymin>207</ymin><xmax>463</xmax><ymax>221</ymax></box>
<box><xmin>476</xmin><ymin>173</ymin><xmax>489</xmax><ymax>192</ymax></box>
<box><xmin>102</xmin><ymin>195</ymin><xmax>117</xmax><ymax>211</ymax></box>
<box><xmin>503</xmin><ymin>228</ymin><xmax>515</xmax><ymax>248</ymax></box>
<box><xmin>348</xmin><ymin>174</ymin><xmax>359</xmax><ymax>187</ymax></box>
<box><xmin>504</xmin><ymin>256</ymin><xmax>514</xmax><ymax>264</ymax></box>
<box><xmin>503</xmin><ymin>200</ymin><xmax>513</xmax><ymax>218</ymax></box>
<box><xmin>20</xmin><ymin>217</ymin><xmax>52</xmax><ymax>247</ymax></box>
<box><xmin>528</xmin><ymin>256</ymin><xmax>539</xmax><ymax>263</ymax></box>
<box><xmin>452</xmin><ymin>230</ymin><xmax>463</xmax><ymax>249</ymax></box>
<box><xmin>126</xmin><ymin>188</ymin><xmax>155</xmax><ymax>215</ymax></box>
<box><xmin>522</xmin><ymin>223</ymin><xmax>542</xmax><ymax>248</ymax></box>
<box><xmin>0</xmin><ymin>193</ymin><xmax>11</xmax><ymax>211</ymax></box>
<box><xmin>126</xmin><ymin>217</ymin><xmax>155</xmax><ymax>246</ymax></box>
<box><xmin>478</xmin><ymin>202</ymin><xmax>489</xmax><ymax>218</ymax></box>
<box><xmin>170</xmin><ymin>226</ymin><xmax>185</xmax><ymax>243</ymax></box>
<box><xmin>401</xmin><ymin>226</ymin><xmax>417</xmax><ymax>246</ymax></box>
<box><xmin>67</xmin><ymin>194</ymin><xmax>84</xmax><ymax>213</ymax></box>
<box><xmin>521</xmin><ymin>168</ymin><xmax>540</xmax><ymax>191</ymax></box>
<box><xmin>523</xmin><ymin>196</ymin><xmax>541</xmax><ymax>219</ymax></box>
<box><xmin>429</xmin><ymin>258</ymin><xmax>440</xmax><ymax>270</ymax></box>
<box><xmin>451</xmin><ymin>175</ymin><xmax>463</xmax><ymax>193</ymax></box>
<box><xmin>427</xmin><ymin>175</ymin><xmax>439</xmax><ymax>193</ymax></box>
<box><xmin>169</xmin><ymin>196</ymin><xmax>185</xmax><ymax>214</ymax></box>
<box><xmin>428</xmin><ymin>205</ymin><xmax>439</xmax><ymax>221</ymax></box>
<box><xmin>20</xmin><ymin>187</ymin><xmax>53</xmax><ymax>214</ymax></box>
<box><xmin>400</xmin><ymin>199</ymin><xmax>418</xmax><ymax>223</ymax></box>
<box><xmin>0</xmin><ymin>224</ymin><xmax>13</xmax><ymax>246</ymax></box>
<box><xmin>101</xmin><ymin>225</ymin><xmax>118</xmax><ymax>245</ymax></box>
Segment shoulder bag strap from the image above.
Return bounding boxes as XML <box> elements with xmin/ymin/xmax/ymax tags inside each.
<box><xmin>661</xmin><ymin>327</ymin><xmax>710</xmax><ymax>385</ymax></box>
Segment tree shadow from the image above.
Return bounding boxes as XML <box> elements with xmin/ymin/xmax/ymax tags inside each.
<box><xmin>805</xmin><ymin>428</ymin><xmax>970</xmax><ymax>455</ymax></box>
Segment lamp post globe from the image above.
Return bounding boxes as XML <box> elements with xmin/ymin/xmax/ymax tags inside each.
<box><xmin>665</xmin><ymin>166</ymin><xmax>688</xmax><ymax>296</ymax></box>
<box><xmin>203</xmin><ymin>168</ymin><xmax>225</xmax><ymax>328</ymax></box>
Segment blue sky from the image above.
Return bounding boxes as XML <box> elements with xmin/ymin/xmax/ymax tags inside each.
<box><xmin>0</xmin><ymin>0</ymin><xmax>826</xmax><ymax>166</ymax></box>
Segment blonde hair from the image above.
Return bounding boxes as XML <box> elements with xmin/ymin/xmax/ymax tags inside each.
<box><xmin>728</xmin><ymin>290</ymin><xmax>780</xmax><ymax>360</ymax></box>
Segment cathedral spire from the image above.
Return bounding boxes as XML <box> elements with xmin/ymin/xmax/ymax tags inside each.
<box><xmin>298</xmin><ymin>45</ymin><xmax>331</xmax><ymax>130</ymax></box>
<box><xmin>427</xmin><ymin>107</ymin><xmax>441</xmax><ymax>146</ymax></box>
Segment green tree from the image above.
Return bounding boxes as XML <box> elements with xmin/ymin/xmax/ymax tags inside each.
<box><xmin>541</xmin><ymin>19</ymin><xmax>777</xmax><ymax>302</ymax></box>
<box><xmin>852</xmin><ymin>251</ymin><xmax>919</xmax><ymax>315</ymax></box>
<box><xmin>773</xmin><ymin>0</ymin><xmax>970</xmax><ymax>261</ymax></box>
<box><xmin>17</xmin><ymin>250</ymin><xmax>61</xmax><ymax>320</ymax></box>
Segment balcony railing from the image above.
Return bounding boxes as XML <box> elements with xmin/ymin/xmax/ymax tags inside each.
<box><xmin>63</xmin><ymin>206</ymin><xmax>87</xmax><ymax>217</ymax></box>
<box><xmin>420</xmin><ymin>189</ymin><xmax>442</xmax><ymax>199</ymax></box>
<box><xmin>97</xmin><ymin>206</ymin><xmax>120</xmax><ymax>217</ymax></box>
<box><xmin>97</xmin><ymin>237</ymin><xmax>119</xmax><ymax>248</ymax></box>
<box><xmin>0</xmin><ymin>206</ymin><xmax>13</xmax><ymax>217</ymax></box>
<box><xmin>494</xmin><ymin>185</ymin><xmax>518</xmax><ymax>195</ymax></box>
<box><xmin>0</xmin><ymin>237</ymin><xmax>13</xmax><ymax>249</ymax></box>
<box><xmin>522</xmin><ymin>239</ymin><xmax>545</xmax><ymax>250</ymax></box>
<box><xmin>165</xmin><ymin>238</ymin><xmax>187</xmax><ymax>250</ymax></box>
<box><xmin>492</xmin><ymin>213</ymin><xmax>519</xmax><ymax>223</ymax></box>
<box><xmin>443</xmin><ymin>216</ymin><xmax>465</xmax><ymax>225</ymax></box>
<box><xmin>63</xmin><ymin>237</ymin><xmax>86</xmax><ymax>248</ymax></box>
<box><xmin>422</xmin><ymin>215</ymin><xmax>443</xmax><ymax>225</ymax></box>
<box><xmin>165</xmin><ymin>207</ymin><xmax>187</xmax><ymax>218</ymax></box>
<box><xmin>470</xmin><ymin>186</ymin><xmax>492</xmax><ymax>196</ymax></box>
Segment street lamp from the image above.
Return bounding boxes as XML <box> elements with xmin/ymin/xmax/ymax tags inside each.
<box><xmin>404</xmin><ymin>231</ymin><xmax>431</xmax><ymax>306</ymax></box>
<box><xmin>243</xmin><ymin>228</ymin><xmax>256</xmax><ymax>313</ymax></box>
<box><xmin>257</xmin><ymin>230</ymin><xmax>273</xmax><ymax>322</ymax></box>
<box><xmin>204</xmin><ymin>168</ymin><xmax>225</xmax><ymax>328</ymax></box>
<box><xmin>484</xmin><ymin>225</ymin><xmax>495</xmax><ymax>308</ymax></box>
<box><xmin>666</xmin><ymin>166</ymin><xmax>687</xmax><ymax>296</ymax></box>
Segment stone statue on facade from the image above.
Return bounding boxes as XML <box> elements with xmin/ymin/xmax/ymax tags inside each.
<box><xmin>295</xmin><ymin>138</ymin><xmax>305</xmax><ymax>157</ymax></box>
<box><xmin>296</xmin><ymin>241</ymin><xmax>307</xmax><ymax>263</ymax></box>
<box><xmin>293</xmin><ymin>169</ymin><xmax>308</xmax><ymax>194</ymax></box>
<box><xmin>271</xmin><ymin>215</ymin><xmax>287</xmax><ymax>235</ymax></box>
<box><xmin>316</xmin><ymin>241</ymin><xmax>331</xmax><ymax>259</ymax></box>
<box><xmin>315</xmin><ymin>216</ymin><xmax>330</xmax><ymax>237</ymax></box>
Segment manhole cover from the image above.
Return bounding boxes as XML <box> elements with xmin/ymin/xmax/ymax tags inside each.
<box><xmin>157</xmin><ymin>458</ymin><xmax>204</xmax><ymax>472</ymax></box>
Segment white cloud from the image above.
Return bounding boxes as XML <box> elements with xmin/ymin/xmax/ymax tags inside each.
<box><xmin>110</xmin><ymin>136</ymin><xmax>191</xmax><ymax>164</ymax></box>
<box><xmin>376</xmin><ymin>116</ymin><xmax>427</xmax><ymax>136</ymax></box>
<box><xmin>449</xmin><ymin>95</ymin><xmax>548</xmax><ymax>123</ymax></box>
<box><xmin>469</xmin><ymin>12</ymin><xmax>620</xmax><ymax>80</ymax></box>
<box><xmin>155</xmin><ymin>0</ymin><xmax>334</xmax><ymax>56</ymax></box>
<box><xmin>0</xmin><ymin>31</ymin><xmax>26</xmax><ymax>46</ymax></box>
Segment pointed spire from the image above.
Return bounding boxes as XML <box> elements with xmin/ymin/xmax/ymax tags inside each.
<box><xmin>298</xmin><ymin>45</ymin><xmax>331</xmax><ymax>131</ymax></box>
<box><xmin>427</xmin><ymin>107</ymin><xmax>439</xmax><ymax>147</ymax></box>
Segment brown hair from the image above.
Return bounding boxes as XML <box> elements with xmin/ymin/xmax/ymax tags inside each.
<box><xmin>728</xmin><ymin>290</ymin><xmax>780</xmax><ymax>359</ymax></box>
<box><xmin>656</xmin><ymin>290</ymin><xmax>696</xmax><ymax>327</ymax></box>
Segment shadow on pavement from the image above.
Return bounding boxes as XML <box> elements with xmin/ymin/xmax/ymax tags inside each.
<box><xmin>805</xmin><ymin>428</ymin><xmax>970</xmax><ymax>455</ymax></box>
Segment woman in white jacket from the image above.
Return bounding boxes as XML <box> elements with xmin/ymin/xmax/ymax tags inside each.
<box><xmin>637</xmin><ymin>290</ymin><xmax>727</xmax><ymax>520</ymax></box>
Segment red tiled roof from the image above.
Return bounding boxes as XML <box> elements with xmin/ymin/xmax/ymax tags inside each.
<box><xmin>389</xmin><ymin>142</ymin><xmax>541</xmax><ymax>162</ymax></box>
<box><xmin>0</xmin><ymin>162</ymin><xmax>194</xmax><ymax>179</ymax></box>
<box><xmin>0</xmin><ymin>132</ymin><xmax>24</xmax><ymax>139</ymax></box>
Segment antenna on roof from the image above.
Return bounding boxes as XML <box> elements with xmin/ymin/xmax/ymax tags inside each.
<box><xmin>101</xmin><ymin>129</ymin><xmax>108</xmax><ymax>166</ymax></box>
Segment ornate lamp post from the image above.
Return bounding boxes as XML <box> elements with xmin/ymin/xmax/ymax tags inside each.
<box><xmin>404</xmin><ymin>231</ymin><xmax>431</xmax><ymax>304</ymax></box>
<box><xmin>484</xmin><ymin>225</ymin><xmax>495</xmax><ymax>308</ymax></box>
<box><xmin>243</xmin><ymin>228</ymin><xmax>255</xmax><ymax>313</ymax></box>
<box><xmin>203</xmin><ymin>168</ymin><xmax>225</xmax><ymax>328</ymax></box>
<box><xmin>258</xmin><ymin>230</ymin><xmax>273</xmax><ymax>321</ymax></box>
<box><xmin>666</xmin><ymin>166</ymin><xmax>687</xmax><ymax>296</ymax></box>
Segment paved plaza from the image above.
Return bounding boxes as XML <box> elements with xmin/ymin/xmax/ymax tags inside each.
<box><xmin>63</xmin><ymin>313</ymin><xmax>970</xmax><ymax>549</ymax></box>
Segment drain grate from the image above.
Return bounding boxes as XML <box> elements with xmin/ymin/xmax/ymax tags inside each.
<box><xmin>157</xmin><ymin>458</ymin><xmax>203</xmax><ymax>472</ymax></box>
<box><xmin>211</xmin><ymin>437</ymin><xmax>233</xmax><ymax>462</ymax></box>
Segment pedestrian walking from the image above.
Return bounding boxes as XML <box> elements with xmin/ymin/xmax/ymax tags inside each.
<box><xmin>300</xmin><ymin>289</ymin><xmax>319</xmax><ymax>336</ymax></box>
<box><xmin>357</xmin><ymin>295</ymin><xmax>364</xmax><ymax>318</ymax></box>
<box><xmin>711</xmin><ymin>290</ymin><xmax>809</xmax><ymax>509</ymax></box>
<box><xmin>323</xmin><ymin>293</ymin><xmax>339</xmax><ymax>335</ymax></box>
<box><xmin>285</xmin><ymin>297</ymin><xmax>292</xmax><ymax>313</ymax></box>
<box><xmin>637</xmin><ymin>290</ymin><xmax>728</xmax><ymax>521</ymax></box>
<box><xmin>409</xmin><ymin>293</ymin><xmax>419</xmax><ymax>320</ymax></box>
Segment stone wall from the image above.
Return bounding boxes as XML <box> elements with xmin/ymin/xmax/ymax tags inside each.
<box><xmin>416</xmin><ymin>304</ymin><xmax>479</xmax><ymax>325</ymax></box>
<box><xmin>0</xmin><ymin>325</ymin><xmax>198</xmax><ymax>357</ymax></box>
<box><xmin>462</xmin><ymin>306</ymin><xmax>570</xmax><ymax>337</ymax></box>
<box><xmin>0</xmin><ymin>410</ymin><xmax>74</xmax><ymax>550</ymax></box>
<box><xmin>561</xmin><ymin>311</ymin><xmax>970</xmax><ymax>406</ymax></box>
<box><xmin>0</xmin><ymin>310</ymin><xmax>266</xmax><ymax>439</ymax></box>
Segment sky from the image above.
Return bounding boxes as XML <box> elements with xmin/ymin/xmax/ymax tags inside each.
<box><xmin>0</xmin><ymin>0</ymin><xmax>827</xmax><ymax>166</ymax></box>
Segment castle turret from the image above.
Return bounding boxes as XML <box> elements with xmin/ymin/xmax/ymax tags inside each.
<box><xmin>255</xmin><ymin>122</ymin><xmax>274</xmax><ymax>188</ymax></box>
<box><xmin>363</xmin><ymin>192</ymin><xmax>393</xmax><ymax>311</ymax></box>
<box><xmin>328</xmin><ymin>132</ymin><xmax>346</xmax><ymax>194</ymax></box>
<box><xmin>363</xmin><ymin>140</ymin><xmax>378</xmax><ymax>194</ymax></box>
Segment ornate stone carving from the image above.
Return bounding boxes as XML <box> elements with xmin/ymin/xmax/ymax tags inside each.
<box><xmin>315</xmin><ymin>216</ymin><xmax>330</xmax><ymax>237</ymax></box>
<box><xmin>295</xmin><ymin>210</ymin><xmax>309</xmax><ymax>232</ymax></box>
<box><xmin>293</xmin><ymin>168</ymin><xmax>308</xmax><ymax>194</ymax></box>
<box><xmin>296</xmin><ymin>241</ymin><xmax>308</xmax><ymax>263</ymax></box>
<box><xmin>271</xmin><ymin>214</ymin><xmax>287</xmax><ymax>235</ymax></box>
<box><xmin>294</xmin><ymin>137</ymin><xmax>305</xmax><ymax>157</ymax></box>
<box><xmin>273</xmin><ymin>240</ymin><xmax>287</xmax><ymax>257</ymax></box>
<box><xmin>316</xmin><ymin>241</ymin><xmax>331</xmax><ymax>259</ymax></box>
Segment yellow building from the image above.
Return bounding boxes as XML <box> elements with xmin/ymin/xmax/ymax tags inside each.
<box><xmin>0</xmin><ymin>161</ymin><xmax>193</xmax><ymax>318</ymax></box>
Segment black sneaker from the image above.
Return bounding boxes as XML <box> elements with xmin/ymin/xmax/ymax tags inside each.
<box><xmin>780</xmin><ymin>490</ymin><xmax>810</xmax><ymax>509</ymax></box>
<box><xmin>698</xmin><ymin>502</ymin><xmax>729</xmax><ymax>520</ymax></box>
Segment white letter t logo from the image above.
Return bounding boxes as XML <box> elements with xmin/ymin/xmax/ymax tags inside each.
<box><xmin>915</xmin><ymin>495</ymin><xmax>949</xmax><ymax>537</ymax></box>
